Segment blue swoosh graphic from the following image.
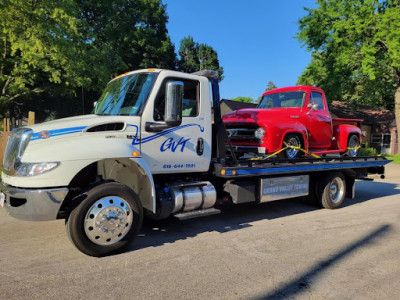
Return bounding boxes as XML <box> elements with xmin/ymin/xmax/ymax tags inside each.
<box><xmin>31</xmin><ymin>126</ymin><xmax>87</xmax><ymax>141</ymax></box>
<box><xmin>126</xmin><ymin>124</ymin><xmax>139</xmax><ymax>136</ymax></box>
<box><xmin>132</xmin><ymin>123</ymin><xmax>204</xmax><ymax>145</ymax></box>
<box><xmin>31</xmin><ymin>123</ymin><xmax>138</xmax><ymax>141</ymax></box>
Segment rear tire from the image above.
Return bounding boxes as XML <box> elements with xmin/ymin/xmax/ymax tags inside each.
<box><xmin>317</xmin><ymin>172</ymin><xmax>346</xmax><ymax>209</ymax></box>
<box><xmin>66</xmin><ymin>182</ymin><xmax>143</xmax><ymax>257</ymax></box>
<box><xmin>346</xmin><ymin>135</ymin><xmax>360</xmax><ymax>157</ymax></box>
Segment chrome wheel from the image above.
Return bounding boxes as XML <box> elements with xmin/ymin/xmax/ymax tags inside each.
<box><xmin>347</xmin><ymin>135</ymin><xmax>360</xmax><ymax>157</ymax></box>
<box><xmin>84</xmin><ymin>196</ymin><xmax>133</xmax><ymax>245</ymax></box>
<box><xmin>285</xmin><ymin>135</ymin><xmax>301</xmax><ymax>159</ymax></box>
<box><xmin>329</xmin><ymin>178</ymin><xmax>344</xmax><ymax>204</ymax></box>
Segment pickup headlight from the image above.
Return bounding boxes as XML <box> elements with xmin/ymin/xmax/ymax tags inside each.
<box><xmin>16</xmin><ymin>162</ymin><xmax>60</xmax><ymax>176</ymax></box>
<box><xmin>254</xmin><ymin>127</ymin><xmax>265</xmax><ymax>140</ymax></box>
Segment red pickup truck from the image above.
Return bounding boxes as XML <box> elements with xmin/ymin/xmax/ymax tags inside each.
<box><xmin>223</xmin><ymin>86</ymin><xmax>362</xmax><ymax>158</ymax></box>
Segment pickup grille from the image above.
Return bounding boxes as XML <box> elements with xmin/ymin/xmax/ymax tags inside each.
<box><xmin>3</xmin><ymin>128</ymin><xmax>33</xmax><ymax>173</ymax></box>
<box><xmin>227</xmin><ymin>128</ymin><xmax>257</xmax><ymax>140</ymax></box>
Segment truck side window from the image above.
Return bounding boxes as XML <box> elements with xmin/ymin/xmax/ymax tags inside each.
<box><xmin>310</xmin><ymin>92</ymin><xmax>324</xmax><ymax>110</ymax></box>
<box><xmin>154</xmin><ymin>78</ymin><xmax>200</xmax><ymax>121</ymax></box>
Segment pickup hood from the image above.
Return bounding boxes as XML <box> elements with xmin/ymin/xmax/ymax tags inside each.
<box><xmin>223</xmin><ymin>108</ymin><xmax>303</xmax><ymax>125</ymax></box>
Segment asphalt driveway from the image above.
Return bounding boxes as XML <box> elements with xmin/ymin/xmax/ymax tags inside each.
<box><xmin>0</xmin><ymin>164</ymin><xmax>399</xmax><ymax>299</ymax></box>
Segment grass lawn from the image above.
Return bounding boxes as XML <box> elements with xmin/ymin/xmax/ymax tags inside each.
<box><xmin>384</xmin><ymin>154</ymin><xmax>400</xmax><ymax>164</ymax></box>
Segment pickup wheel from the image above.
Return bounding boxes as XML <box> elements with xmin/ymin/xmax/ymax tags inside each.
<box><xmin>282</xmin><ymin>134</ymin><xmax>302</xmax><ymax>159</ymax></box>
<box><xmin>317</xmin><ymin>172</ymin><xmax>346</xmax><ymax>209</ymax></box>
<box><xmin>66</xmin><ymin>182</ymin><xmax>143</xmax><ymax>257</ymax></box>
<box><xmin>346</xmin><ymin>134</ymin><xmax>360</xmax><ymax>157</ymax></box>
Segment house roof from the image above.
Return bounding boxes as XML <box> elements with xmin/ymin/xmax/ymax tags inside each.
<box><xmin>329</xmin><ymin>101</ymin><xmax>395</xmax><ymax>127</ymax></box>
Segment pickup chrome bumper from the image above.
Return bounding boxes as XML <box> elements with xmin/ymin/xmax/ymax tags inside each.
<box><xmin>0</xmin><ymin>180</ymin><xmax>68</xmax><ymax>221</ymax></box>
<box><xmin>231</xmin><ymin>145</ymin><xmax>266</xmax><ymax>155</ymax></box>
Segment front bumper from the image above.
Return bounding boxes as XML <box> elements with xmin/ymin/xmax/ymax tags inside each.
<box><xmin>231</xmin><ymin>145</ymin><xmax>266</xmax><ymax>155</ymax></box>
<box><xmin>0</xmin><ymin>180</ymin><xmax>68</xmax><ymax>221</ymax></box>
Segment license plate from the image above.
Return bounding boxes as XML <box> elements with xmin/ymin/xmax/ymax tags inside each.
<box><xmin>0</xmin><ymin>192</ymin><xmax>5</xmax><ymax>207</ymax></box>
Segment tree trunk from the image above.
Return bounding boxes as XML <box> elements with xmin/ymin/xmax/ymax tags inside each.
<box><xmin>395</xmin><ymin>86</ymin><xmax>400</xmax><ymax>154</ymax></box>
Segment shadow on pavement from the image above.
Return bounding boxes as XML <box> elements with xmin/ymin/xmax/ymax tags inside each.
<box><xmin>252</xmin><ymin>224</ymin><xmax>392</xmax><ymax>300</ymax></box>
<box><xmin>344</xmin><ymin>180</ymin><xmax>400</xmax><ymax>207</ymax></box>
<box><xmin>128</xmin><ymin>198</ymin><xmax>318</xmax><ymax>252</ymax></box>
<box><xmin>124</xmin><ymin>180</ymin><xmax>399</xmax><ymax>253</ymax></box>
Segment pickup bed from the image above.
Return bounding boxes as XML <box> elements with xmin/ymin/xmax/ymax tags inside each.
<box><xmin>223</xmin><ymin>86</ymin><xmax>362</xmax><ymax>158</ymax></box>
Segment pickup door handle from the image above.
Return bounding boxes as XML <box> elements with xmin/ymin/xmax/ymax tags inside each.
<box><xmin>197</xmin><ymin>138</ymin><xmax>204</xmax><ymax>156</ymax></box>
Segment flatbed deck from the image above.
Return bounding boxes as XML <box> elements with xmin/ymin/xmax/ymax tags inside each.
<box><xmin>213</xmin><ymin>156</ymin><xmax>390</xmax><ymax>178</ymax></box>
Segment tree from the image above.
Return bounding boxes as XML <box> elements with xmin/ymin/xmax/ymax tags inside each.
<box><xmin>266</xmin><ymin>81</ymin><xmax>277</xmax><ymax>91</ymax></box>
<box><xmin>0</xmin><ymin>0</ymin><xmax>176</xmax><ymax>122</ymax></box>
<box><xmin>230</xmin><ymin>96</ymin><xmax>254</xmax><ymax>104</ymax></box>
<box><xmin>178</xmin><ymin>36</ymin><xmax>224</xmax><ymax>81</ymax></box>
<box><xmin>297</xmin><ymin>0</ymin><xmax>400</xmax><ymax>153</ymax></box>
<box><xmin>77</xmin><ymin>0</ymin><xmax>176</xmax><ymax>75</ymax></box>
<box><xmin>0</xmin><ymin>0</ymin><xmax>92</xmax><ymax>120</ymax></box>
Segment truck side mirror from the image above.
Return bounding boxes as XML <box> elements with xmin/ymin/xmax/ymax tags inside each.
<box><xmin>307</xmin><ymin>103</ymin><xmax>319</xmax><ymax>111</ymax></box>
<box><xmin>165</xmin><ymin>81</ymin><xmax>183</xmax><ymax>127</ymax></box>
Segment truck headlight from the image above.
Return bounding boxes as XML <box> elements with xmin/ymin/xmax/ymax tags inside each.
<box><xmin>16</xmin><ymin>162</ymin><xmax>60</xmax><ymax>176</ymax></box>
<box><xmin>254</xmin><ymin>127</ymin><xmax>265</xmax><ymax>140</ymax></box>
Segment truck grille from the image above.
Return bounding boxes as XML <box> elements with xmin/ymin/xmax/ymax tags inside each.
<box><xmin>3</xmin><ymin>128</ymin><xmax>33</xmax><ymax>173</ymax></box>
<box><xmin>227</xmin><ymin>128</ymin><xmax>257</xmax><ymax>140</ymax></box>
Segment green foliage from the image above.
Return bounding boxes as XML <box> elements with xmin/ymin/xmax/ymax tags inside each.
<box><xmin>266</xmin><ymin>81</ymin><xmax>277</xmax><ymax>91</ymax></box>
<box><xmin>178</xmin><ymin>36</ymin><xmax>224</xmax><ymax>81</ymax></box>
<box><xmin>297</xmin><ymin>0</ymin><xmax>400</xmax><ymax>154</ymax></box>
<box><xmin>0</xmin><ymin>0</ymin><xmax>176</xmax><ymax>121</ymax></box>
<box><xmin>358</xmin><ymin>146</ymin><xmax>378</xmax><ymax>157</ymax></box>
<box><xmin>297</xmin><ymin>0</ymin><xmax>400</xmax><ymax>109</ymax></box>
<box><xmin>230</xmin><ymin>96</ymin><xmax>255</xmax><ymax>104</ymax></box>
<box><xmin>384</xmin><ymin>154</ymin><xmax>400</xmax><ymax>164</ymax></box>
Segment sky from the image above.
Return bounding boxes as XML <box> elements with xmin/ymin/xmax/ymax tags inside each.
<box><xmin>163</xmin><ymin>0</ymin><xmax>317</xmax><ymax>101</ymax></box>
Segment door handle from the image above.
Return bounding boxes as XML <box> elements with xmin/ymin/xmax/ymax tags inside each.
<box><xmin>197</xmin><ymin>138</ymin><xmax>204</xmax><ymax>155</ymax></box>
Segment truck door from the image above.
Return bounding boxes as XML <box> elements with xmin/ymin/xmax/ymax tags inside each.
<box><xmin>306</xmin><ymin>91</ymin><xmax>332</xmax><ymax>148</ymax></box>
<box><xmin>140</xmin><ymin>75</ymin><xmax>212</xmax><ymax>174</ymax></box>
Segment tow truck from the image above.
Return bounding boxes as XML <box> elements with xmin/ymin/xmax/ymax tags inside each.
<box><xmin>0</xmin><ymin>69</ymin><xmax>390</xmax><ymax>256</ymax></box>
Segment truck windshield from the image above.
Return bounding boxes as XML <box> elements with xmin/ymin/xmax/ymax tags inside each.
<box><xmin>258</xmin><ymin>91</ymin><xmax>306</xmax><ymax>109</ymax></box>
<box><xmin>94</xmin><ymin>73</ymin><xmax>157</xmax><ymax>116</ymax></box>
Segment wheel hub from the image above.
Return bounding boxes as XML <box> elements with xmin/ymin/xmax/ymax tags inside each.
<box><xmin>286</xmin><ymin>137</ymin><xmax>300</xmax><ymax>158</ymax></box>
<box><xmin>329</xmin><ymin>179</ymin><xmax>344</xmax><ymax>204</ymax></box>
<box><xmin>84</xmin><ymin>196</ymin><xmax>133</xmax><ymax>245</ymax></box>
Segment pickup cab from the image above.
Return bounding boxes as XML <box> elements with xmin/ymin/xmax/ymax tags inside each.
<box><xmin>223</xmin><ymin>86</ymin><xmax>362</xmax><ymax>158</ymax></box>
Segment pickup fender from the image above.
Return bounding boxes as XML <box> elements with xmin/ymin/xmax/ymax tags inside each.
<box><xmin>263</xmin><ymin>121</ymin><xmax>308</xmax><ymax>153</ymax></box>
<box><xmin>333</xmin><ymin>124</ymin><xmax>362</xmax><ymax>150</ymax></box>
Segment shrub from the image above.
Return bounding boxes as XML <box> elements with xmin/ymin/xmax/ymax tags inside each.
<box><xmin>358</xmin><ymin>146</ymin><xmax>378</xmax><ymax>157</ymax></box>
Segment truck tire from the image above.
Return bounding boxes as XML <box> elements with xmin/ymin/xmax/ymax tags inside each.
<box><xmin>282</xmin><ymin>134</ymin><xmax>302</xmax><ymax>159</ymax></box>
<box><xmin>318</xmin><ymin>172</ymin><xmax>346</xmax><ymax>209</ymax></box>
<box><xmin>66</xmin><ymin>182</ymin><xmax>143</xmax><ymax>257</ymax></box>
<box><xmin>346</xmin><ymin>134</ymin><xmax>360</xmax><ymax>157</ymax></box>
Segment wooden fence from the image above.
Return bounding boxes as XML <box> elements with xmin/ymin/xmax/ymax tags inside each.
<box><xmin>0</xmin><ymin>132</ymin><xmax>11</xmax><ymax>169</ymax></box>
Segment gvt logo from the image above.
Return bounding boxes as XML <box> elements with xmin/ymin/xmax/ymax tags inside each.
<box><xmin>160</xmin><ymin>137</ymin><xmax>190</xmax><ymax>152</ymax></box>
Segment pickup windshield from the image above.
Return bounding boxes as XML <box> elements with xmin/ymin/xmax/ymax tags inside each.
<box><xmin>94</xmin><ymin>73</ymin><xmax>157</xmax><ymax>116</ymax></box>
<box><xmin>258</xmin><ymin>91</ymin><xmax>306</xmax><ymax>109</ymax></box>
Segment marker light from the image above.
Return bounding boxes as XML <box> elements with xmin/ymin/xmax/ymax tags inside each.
<box><xmin>132</xmin><ymin>151</ymin><xmax>141</xmax><ymax>157</ymax></box>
